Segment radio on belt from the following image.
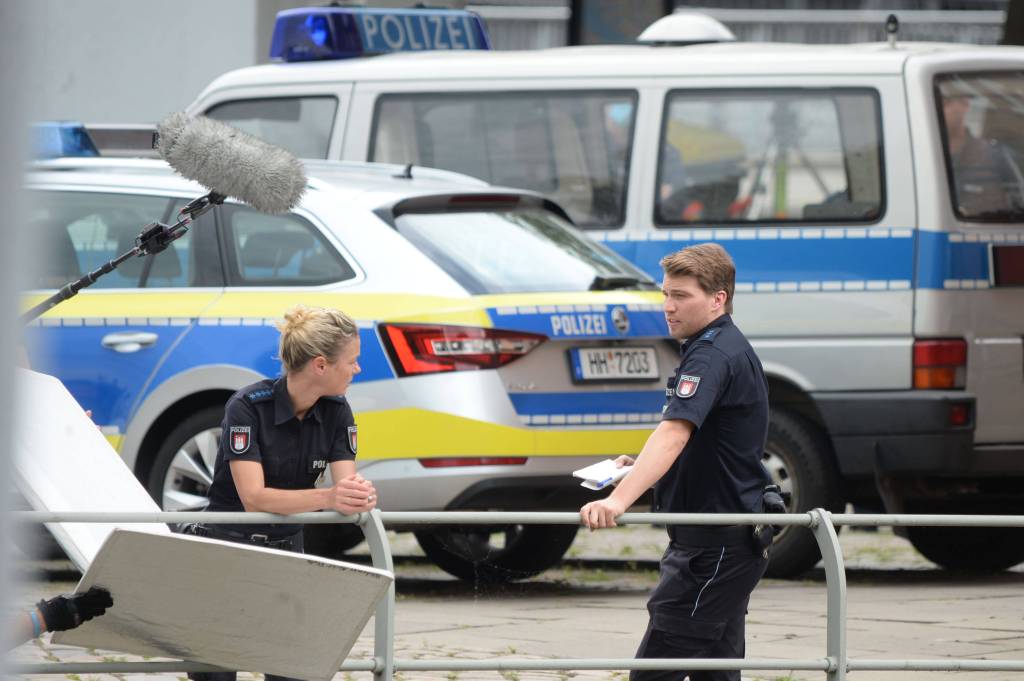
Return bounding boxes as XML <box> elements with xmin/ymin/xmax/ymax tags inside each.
<box><xmin>269</xmin><ymin>6</ymin><xmax>491</xmax><ymax>62</ymax></box>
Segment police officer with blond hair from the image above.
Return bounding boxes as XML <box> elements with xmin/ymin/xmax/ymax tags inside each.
<box><xmin>581</xmin><ymin>243</ymin><xmax>774</xmax><ymax>681</ymax></box>
<box><xmin>186</xmin><ymin>304</ymin><xmax>377</xmax><ymax>681</ymax></box>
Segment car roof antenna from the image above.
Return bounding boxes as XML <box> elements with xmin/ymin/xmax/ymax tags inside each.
<box><xmin>885</xmin><ymin>13</ymin><xmax>899</xmax><ymax>49</ymax></box>
<box><xmin>395</xmin><ymin>163</ymin><xmax>414</xmax><ymax>179</ymax></box>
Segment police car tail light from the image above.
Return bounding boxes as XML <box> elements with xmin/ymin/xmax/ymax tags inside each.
<box><xmin>381</xmin><ymin>323</ymin><xmax>546</xmax><ymax>376</ymax></box>
<box><xmin>913</xmin><ymin>339</ymin><xmax>967</xmax><ymax>389</ymax></box>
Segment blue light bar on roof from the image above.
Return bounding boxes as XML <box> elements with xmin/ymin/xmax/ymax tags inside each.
<box><xmin>32</xmin><ymin>122</ymin><xmax>99</xmax><ymax>159</ymax></box>
<box><xmin>270</xmin><ymin>6</ymin><xmax>490</xmax><ymax>62</ymax></box>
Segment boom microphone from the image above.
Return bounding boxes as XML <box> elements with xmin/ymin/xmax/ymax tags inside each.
<box><xmin>156</xmin><ymin>112</ymin><xmax>307</xmax><ymax>214</ymax></box>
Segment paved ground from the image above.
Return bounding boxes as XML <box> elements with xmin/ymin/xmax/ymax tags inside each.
<box><xmin>9</xmin><ymin>527</ymin><xmax>1024</xmax><ymax>681</ymax></box>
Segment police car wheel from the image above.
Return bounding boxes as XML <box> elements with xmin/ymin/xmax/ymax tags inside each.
<box><xmin>146</xmin><ymin>407</ymin><xmax>223</xmax><ymax>511</ymax></box>
<box><xmin>763</xmin><ymin>409</ymin><xmax>844</xmax><ymax>579</ymax></box>
<box><xmin>907</xmin><ymin>524</ymin><xmax>1024</xmax><ymax>571</ymax></box>
<box><xmin>414</xmin><ymin>524</ymin><xmax>579</xmax><ymax>583</ymax></box>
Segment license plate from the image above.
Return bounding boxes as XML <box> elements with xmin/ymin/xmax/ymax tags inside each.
<box><xmin>569</xmin><ymin>346</ymin><xmax>659</xmax><ymax>382</ymax></box>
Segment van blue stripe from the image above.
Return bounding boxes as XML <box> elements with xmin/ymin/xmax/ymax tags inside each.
<box><xmin>509</xmin><ymin>391</ymin><xmax>665</xmax><ymax>416</ymax></box>
<box><xmin>596</xmin><ymin>230</ymin><xmax>1005</xmax><ymax>290</ymax></box>
<box><xmin>916</xmin><ymin>231</ymin><xmax>990</xmax><ymax>288</ymax></box>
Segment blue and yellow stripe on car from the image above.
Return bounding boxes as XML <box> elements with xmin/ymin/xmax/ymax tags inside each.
<box><xmin>23</xmin><ymin>289</ymin><xmax>668</xmax><ymax>461</ymax></box>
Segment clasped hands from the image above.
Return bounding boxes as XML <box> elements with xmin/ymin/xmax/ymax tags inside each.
<box><xmin>330</xmin><ymin>473</ymin><xmax>378</xmax><ymax>515</ymax></box>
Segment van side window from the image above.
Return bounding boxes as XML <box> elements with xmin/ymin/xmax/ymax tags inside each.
<box><xmin>935</xmin><ymin>72</ymin><xmax>1024</xmax><ymax>222</ymax></box>
<box><xmin>27</xmin><ymin>191</ymin><xmax>196</xmax><ymax>289</ymax></box>
<box><xmin>222</xmin><ymin>206</ymin><xmax>356</xmax><ymax>286</ymax></box>
<box><xmin>371</xmin><ymin>91</ymin><xmax>637</xmax><ymax>229</ymax></box>
<box><xmin>205</xmin><ymin>97</ymin><xmax>338</xmax><ymax>159</ymax></box>
<box><xmin>655</xmin><ymin>89</ymin><xmax>883</xmax><ymax>226</ymax></box>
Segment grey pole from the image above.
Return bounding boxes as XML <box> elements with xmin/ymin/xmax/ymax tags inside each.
<box><xmin>809</xmin><ymin>508</ymin><xmax>847</xmax><ymax>681</ymax></box>
<box><xmin>359</xmin><ymin>509</ymin><xmax>395</xmax><ymax>681</ymax></box>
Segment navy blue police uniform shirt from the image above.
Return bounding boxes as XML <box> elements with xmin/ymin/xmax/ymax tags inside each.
<box><xmin>656</xmin><ymin>314</ymin><xmax>771</xmax><ymax>515</ymax></box>
<box><xmin>206</xmin><ymin>377</ymin><xmax>358</xmax><ymax>537</ymax></box>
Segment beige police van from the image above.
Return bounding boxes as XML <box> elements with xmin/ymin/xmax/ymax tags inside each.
<box><xmin>185</xmin><ymin>7</ymin><xmax>1024</xmax><ymax>576</ymax></box>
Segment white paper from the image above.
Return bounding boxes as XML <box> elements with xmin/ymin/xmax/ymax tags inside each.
<box><xmin>572</xmin><ymin>458</ymin><xmax>632</xmax><ymax>490</ymax></box>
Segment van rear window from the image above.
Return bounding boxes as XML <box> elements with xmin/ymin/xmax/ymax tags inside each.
<box><xmin>936</xmin><ymin>72</ymin><xmax>1024</xmax><ymax>223</ymax></box>
<box><xmin>205</xmin><ymin>96</ymin><xmax>337</xmax><ymax>159</ymax></box>
<box><xmin>655</xmin><ymin>88</ymin><xmax>884</xmax><ymax>226</ymax></box>
<box><xmin>371</xmin><ymin>91</ymin><xmax>636</xmax><ymax>229</ymax></box>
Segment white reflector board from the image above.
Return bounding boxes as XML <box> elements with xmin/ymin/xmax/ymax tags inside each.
<box><xmin>13</xmin><ymin>368</ymin><xmax>171</xmax><ymax>570</ymax></box>
<box><xmin>54</xmin><ymin>529</ymin><xmax>392</xmax><ymax>681</ymax></box>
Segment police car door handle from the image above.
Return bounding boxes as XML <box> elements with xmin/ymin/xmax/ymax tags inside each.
<box><xmin>101</xmin><ymin>331</ymin><xmax>159</xmax><ymax>353</ymax></box>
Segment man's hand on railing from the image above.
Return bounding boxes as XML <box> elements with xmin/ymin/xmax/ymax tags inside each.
<box><xmin>580</xmin><ymin>497</ymin><xmax>627</xmax><ymax>530</ymax></box>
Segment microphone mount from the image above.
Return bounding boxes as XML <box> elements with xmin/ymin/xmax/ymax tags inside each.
<box><xmin>21</xmin><ymin>190</ymin><xmax>225</xmax><ymax>324</ymax></box>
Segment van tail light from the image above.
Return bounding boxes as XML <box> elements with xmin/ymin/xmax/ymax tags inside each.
<box><xmin>419</xmin><ymin>457</ymin><xmax>528</xmax><ymax>468</ymax></box>
<box><xmin>380</xmin><ymin>323</ymin><xmax>546</xmax><ymax>377</ymax></box>
<box><xmin>913</xmin><ymin>339</ymin><xmax>967</xmax><ymax>389</ymax></box>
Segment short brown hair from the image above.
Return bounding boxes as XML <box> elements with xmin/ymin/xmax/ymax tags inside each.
<box><xmin>277</xmin><ymin>304</ymin><xmax>358</xmax><ymax>373</ymax></box>
<box><xmin>660</xmin><ymin>243</ymin><xmax>736</xmax><ymax>314</ymax></box>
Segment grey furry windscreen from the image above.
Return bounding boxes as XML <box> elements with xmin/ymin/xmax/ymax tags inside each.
<box><xmin>157</xmin><ymin>112</ymin><xmax>306</xmax><ymax>214</ymax></box>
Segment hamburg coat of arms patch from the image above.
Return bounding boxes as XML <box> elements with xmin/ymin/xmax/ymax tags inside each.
<box><xmin>347</xmin><ymin>425</ymin><xmax>358</xmax><ymax>455</ymax></box>
<box><xmin>229</xmin><ymin>426</ymin><xmax>251</xmax><ymax>454</ymax></box>
<box><xmin>675</xmin><ymin>374</ymin><xmax>701</xmax><ymax>399</ymax></box>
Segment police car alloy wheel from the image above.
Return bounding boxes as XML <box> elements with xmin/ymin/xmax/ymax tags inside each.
<box><xmin>414</xmin><ymin>524</ymin><xmax>579</xmax><ymax>583</ymax></box>
<box><xmin>147</xmin><ymin>407</ymin><xmax>222</xmax><ymax>511</ymax></box>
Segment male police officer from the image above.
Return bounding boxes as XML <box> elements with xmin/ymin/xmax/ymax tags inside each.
<box><xmin>580</xmin><ymin>243</ymin><xmax>772</xmax><ymax>681</ymax></box>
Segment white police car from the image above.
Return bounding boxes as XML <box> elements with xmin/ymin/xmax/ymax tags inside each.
<box><xmin>23</xmin><ymin>148</ymin><xmax>671</xmax><ymax>582</ymax></box>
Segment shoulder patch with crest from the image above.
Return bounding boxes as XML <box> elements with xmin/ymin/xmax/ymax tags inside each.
<box><xmin>347</xmin><ymin>425</ymin><xmax>358</xmax><ymax>455</ymax></box>
<box><xmin>675</xmin><ymin>374</ymin><xmax>701</xmax><ymax>399</ymax></box>
<box><xmin>229</xmin><ymin>426</ymin><xmax>252</xmax><ymax>454</ymax></box>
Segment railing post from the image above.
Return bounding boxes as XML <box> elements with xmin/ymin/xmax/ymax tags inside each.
<box><xmin>808</xmin><ymin>508</ymin><xmax>847</xmax><ymax>681</ymax></box>
<box><xmin>358</xmin><ymin>510</ymin><xmax>395</xmax><ymax>681</ymax></box>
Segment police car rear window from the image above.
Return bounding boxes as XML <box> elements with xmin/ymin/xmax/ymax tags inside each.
<box><xmin>655</xmin><ymin>88</ymin><xmax>884</xmax><ymax>226</ymax></box>
<box><xmin>205</xmin><ymin>96</ymin><xmax>338</xmax><ymax>160</ymax></box>
<box><xmin>392</xmin><ymin>207</ymin><xmax>653</xmax><ymax>294</ymax></box>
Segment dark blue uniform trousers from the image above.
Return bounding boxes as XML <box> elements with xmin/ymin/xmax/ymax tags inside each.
<box><xmin>630</xmin><ymin>533</ymin><xmax>768</xmax><ymax>681</ymax></box>
<box><xmin>187</xmin><ymin>530</ymin><xmax>304</xmax><ymax>681</ymax></box>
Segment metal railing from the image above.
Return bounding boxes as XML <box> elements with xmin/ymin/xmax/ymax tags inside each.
<box><xmin>12</xmin><ymin>509</ymin><xmax>1024</xmax><ymax>680</ymax></box>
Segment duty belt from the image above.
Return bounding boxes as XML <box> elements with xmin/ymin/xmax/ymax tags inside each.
<box><xmin>668</xmin><ymin>524</ymin><xmax>751</xmax><ymax>548</ymax></box>
<box><xmin>187</xmin><ymin>523</ymin><xmax>298</xmax><ymax>549</ymax></box>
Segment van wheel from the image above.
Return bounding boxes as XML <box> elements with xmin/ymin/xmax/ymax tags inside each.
<box><xmin>907</xmin><ymin>525</ymin><xmax>1024</xmax><ymax>571</ymax></box>
<box><xmin>763</xmin><ymin>409</ymin><xmax>844</xmax><ymax>578</ymax></box>
<box><xmin>146</xmin><ymin>407</ymin><xmax>223</xmax><ymax>511</ymax></box>
<box><xmin>415</xmin><ymin>524</ymin><xmax>578</xmax><ymax>583</ymax></box>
